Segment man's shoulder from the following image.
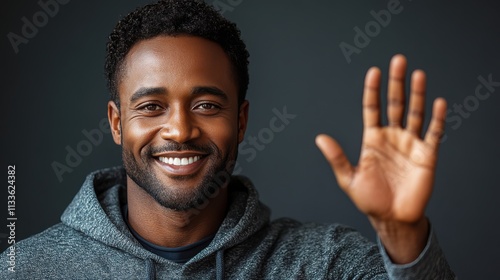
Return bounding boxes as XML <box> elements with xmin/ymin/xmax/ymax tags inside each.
<box><xmin>4</xmin><ymin>223</ymin><xmax>77</xmax><ymax>253</ymax></box>
<box><xmin>268</xmin><ymin>218</ymin><xmax>375</xmax><ymax>249</ymax></box>
<box><xmin>0</xmin><ymin>221</ymin><xmax>154</xmax><ymax>279</ymax></box>
<box><xmin>0</xmin><ymin>223</ymin><xmax>91</xmax><ymax>263</ymax></box>
<box><xmin>0</xmin><ymin>223</ymin><xmax>107</xmax><ymax>278</ymax></box>
<box><xmin>240</xmin><ymin>218</ymin><xmax>386</xmax><ymax>278</ymax></box>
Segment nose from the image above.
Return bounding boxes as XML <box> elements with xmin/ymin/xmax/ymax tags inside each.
<box><xmin>160</xmin><ymin>106</ymin><xmax>201</xmax><ymax>143</ymax></box>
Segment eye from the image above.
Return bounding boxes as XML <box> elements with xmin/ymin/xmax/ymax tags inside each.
<box><xmin>194</xmin><ymin>102</ymin><xmax>221</xmax><ymax>115</ymax></box>
<box><xmin>199</xmin><ymin>103</ymin><xmax>217</xmax><ymax>110</ymax></box>
<box><xmin>140</xmin><ymin>104</ymin><xmax>162</xmax><ymax>111</ymax></box>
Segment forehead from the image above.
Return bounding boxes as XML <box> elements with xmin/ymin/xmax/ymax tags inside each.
<box><xmin>118</xmin><ymin>35</ymin><xmax>237</xmax><ymax>102</ymax></box>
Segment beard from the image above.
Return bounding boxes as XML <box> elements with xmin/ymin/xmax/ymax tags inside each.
<box><xmin>122</xmin><ymin>140</ymin><xmax>237</xmax><ymax>211</ymax></box>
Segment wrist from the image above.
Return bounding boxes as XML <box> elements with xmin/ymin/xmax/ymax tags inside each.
<box><xmin>370</xmin><ymin>216</ymin><xmax>430</xmax><ymax>264</ymax></box>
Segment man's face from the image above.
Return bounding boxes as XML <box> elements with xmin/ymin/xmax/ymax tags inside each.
<box><xmin>108</xmin><ymin>36</ymin><xmax>248</xmax><ymax>211</ymax></box>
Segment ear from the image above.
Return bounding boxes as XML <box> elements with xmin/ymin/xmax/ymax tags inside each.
<box><xmin>237</xmin><ymin>100</ymin><xmax>249</xmax><ymax>143</ymax></box>
<box><xmin>108</xmin><ymin>101</ymin><xmax>122</xmax><ymax>145</ymax></box>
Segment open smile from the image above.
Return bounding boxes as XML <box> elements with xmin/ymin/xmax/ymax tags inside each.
<box><xmin>153</xmin><ymin>152</ymin><xmax>209</xmax><ymax>176</ymax></box>
<box><xmin>158</xmin><ymin>155</ymin><xmax>202</xmax><ymax>166</ymax></box>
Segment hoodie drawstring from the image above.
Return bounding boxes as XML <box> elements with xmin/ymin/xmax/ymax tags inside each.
<box><xmin>146</xmin><ymin>259</ymin><xmax>156</xmax><ymax>280</ymax></box>
<box><xmin>216</xmin><ymin>250</ymin><xmax>225</xmax><ymax>280</ymax></box>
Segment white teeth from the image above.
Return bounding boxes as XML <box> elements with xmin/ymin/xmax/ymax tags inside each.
<box><xmin>159</xmin><ymin>156</ymin><xmax>201</xmax><ymax>166</ymax></box>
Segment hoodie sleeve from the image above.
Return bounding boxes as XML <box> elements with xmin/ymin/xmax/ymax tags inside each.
<box><xmin>378</xmin><ymin>226</ymin><xmax>456</xmax><ymax>280</ymax></box>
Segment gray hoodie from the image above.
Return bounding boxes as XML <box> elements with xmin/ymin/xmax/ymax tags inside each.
<box><xmin>1</xmin><ymin>167</ymin><xmax>455</xmax><ymax>279</ymax></box>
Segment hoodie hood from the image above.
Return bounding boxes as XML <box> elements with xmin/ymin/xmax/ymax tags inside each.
<box><xmin>61</xmin><ymin>167</ymin><xmax>270</xmax><ymax>274</ymax></box>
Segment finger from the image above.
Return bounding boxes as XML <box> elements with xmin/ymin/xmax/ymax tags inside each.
<box><xmin>315</xmin><ymin>134</ymin><xmax>355</xmax><ymax>189</ymax></box>
<box><xmin>387</xmin><ymin>54</ymin><xmax>407</xmax><ymax>127</ymax></box>
<box><xmin>424</xmin><ymin>98</ymin><xmax>447</xmax><ymax>149</ymax></box>
<box><xmin>406</xmin><ymin>70</ymin><xmax>426</xmax><ymax>136</ymax></box>
<box><xmin>363</xmin><ymin>67</ymin><xmax>382</xmax><ymax>128</ymax></box>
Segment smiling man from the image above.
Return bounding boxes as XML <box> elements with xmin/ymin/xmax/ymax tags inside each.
<box><xmin>114</xmin><ymin>35</ymin><xmax>247</xmax><ymax>248</ymax></box>
<box><xmin>1</xmin><ymin>1</ymin><xmax>455</xmax><ymax>279</ymax></box>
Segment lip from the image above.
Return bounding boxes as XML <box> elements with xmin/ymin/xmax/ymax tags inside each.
<box><xmin>153</xmin><ymin>152</ymin><xmax>208</xmax><ymax>176</ymax></box>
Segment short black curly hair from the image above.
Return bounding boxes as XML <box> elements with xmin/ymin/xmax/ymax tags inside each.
<box><xmin>105</xmin><ymin>0</ymin><xmax>249</xmax><ymax>108</ymax></box>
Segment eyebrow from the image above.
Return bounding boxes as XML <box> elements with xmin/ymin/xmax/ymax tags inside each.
<box><xmin>129</xmin><ymin>86</ymin><xmax>229</xmax><ymax>103</ymax></box>
<box><xmin>191</xmin><ymin>86</ymin><xmax>228</xmax><ymax>101</ymax></box>
<box><xmin>130</xmin><ymin>87</ymin><xmax>167</xmax><ymax>103</ymax></box>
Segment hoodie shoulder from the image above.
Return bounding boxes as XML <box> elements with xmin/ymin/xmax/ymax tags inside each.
<box><xmin>0</xmin><ymin>223</ymin><xmax>96</xmax><ymax>278</ymax></box>
<box><xmin>0</xmin><ymin>222</ymin><xmax>154</xmax><ymax>279</ymax></box>
<box><xmin>0</xmin><ymin>167</ymin><xmax>153</xmax><ymax>279</ymax></box>
<box><xmin>231</xmin><ymin>218</ymin><xmax>388</xmax><ymax>279</ymax></box>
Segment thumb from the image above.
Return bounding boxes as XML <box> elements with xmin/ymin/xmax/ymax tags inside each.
<box><xmin>315</xmin><ymin>134</ymin><xmax>354</xmax><ymax>190</ymax></box>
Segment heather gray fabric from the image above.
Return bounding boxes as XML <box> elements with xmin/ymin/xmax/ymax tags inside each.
<box><xmin>0</xmin><ymin>167</ymin><xmax>455</xmax><ymax>279</ymax></box>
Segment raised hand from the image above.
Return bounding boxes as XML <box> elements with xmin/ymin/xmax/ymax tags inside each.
<box><xmin>316</xmin><ymin>54</ymin><xmax>447</xmax><ymax>263</ymax></box>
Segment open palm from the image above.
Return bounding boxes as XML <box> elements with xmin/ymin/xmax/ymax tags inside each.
<box><xmin>316</xmin><ymin>55</ymin><xmax>447</xmax><ymax>225</ymax></box>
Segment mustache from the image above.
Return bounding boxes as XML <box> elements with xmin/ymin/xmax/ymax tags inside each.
<box><xmin>149</xmin><ymin>141</ymin><xmax>216</xmax><ymax>155</ymax></box>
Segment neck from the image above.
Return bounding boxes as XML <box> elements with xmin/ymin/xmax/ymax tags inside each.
<box><xmin>126</xmin><ymin>177</ymin><xmax>228</xmax><ymax>248</ymax></box>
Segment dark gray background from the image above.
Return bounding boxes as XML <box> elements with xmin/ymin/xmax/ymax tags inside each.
<box><xmin>1</xmin><ymin>0</ymin><xmax>499</xmax><ymax>278</ymax></box>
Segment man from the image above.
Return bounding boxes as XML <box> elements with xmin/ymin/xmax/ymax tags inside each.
<box><xmin>1</xmin><ymin>0</ymin><xmax>455</xmax><ymax>279</ymax></box>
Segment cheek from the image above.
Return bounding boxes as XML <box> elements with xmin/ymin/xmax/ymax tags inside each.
<box><xmin>202</xmin><ymin>117</ymin><xmax>239</xmax><ymax>152</ymax></box>
<box><xmin>122</xmin><ymin>119</ymin><xmax>159</xmax><ymax>155</ymax></box>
